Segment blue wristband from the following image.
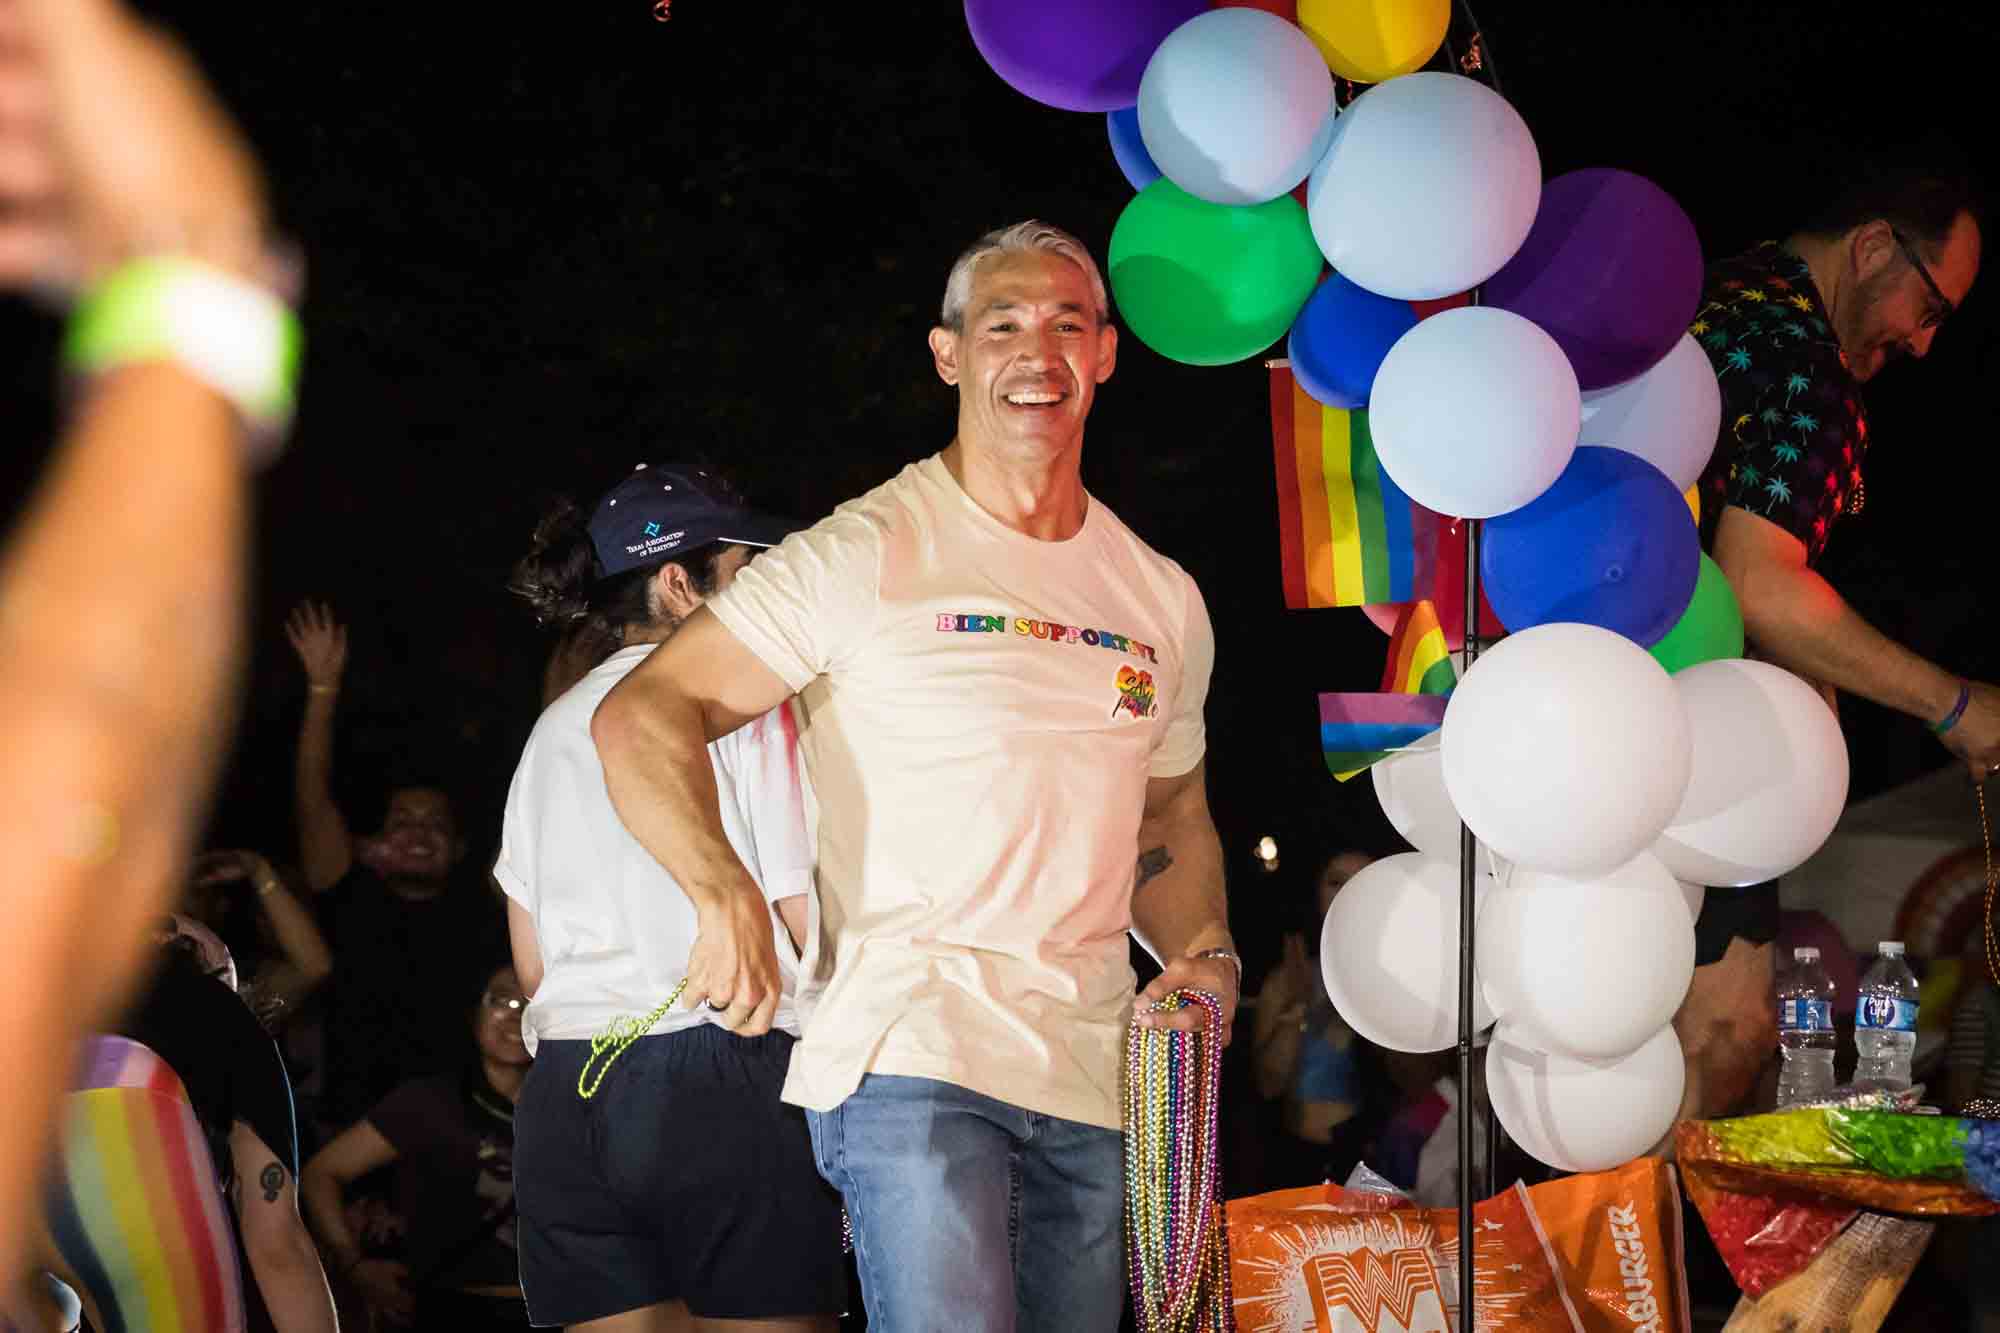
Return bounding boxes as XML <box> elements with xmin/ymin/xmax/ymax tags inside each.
<box><xmin>1932</xmin><ymin>680</ymin><xmax>1971</xmax><ymax>736</ymax></box>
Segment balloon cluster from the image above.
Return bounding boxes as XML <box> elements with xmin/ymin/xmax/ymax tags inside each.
<box><xmin>965</xmin><ymin>3</ymin><xmax>1722</xmax><ymax>650</ymax></box>
<box><xmin>1333</xmin><ymin>641</ymin><xmax>1849</xmax><ymax>1173</ymax></box>
<box><xmin>969</xmin><ymin>0</ymin><xmax>1852</xmax><ymax>1175</ymax></box>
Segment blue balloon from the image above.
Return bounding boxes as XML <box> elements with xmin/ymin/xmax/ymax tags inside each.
<box><xmin>1481</xmin><ymin>446</ymin><xmax>1699</xmax><ymax>647</ymax></box>
<box><xmin>1285</xmin><ymin>270</ymin><xmax>1417</xmax><ymax>409</ymax></box>
<box><xmin>1107</xmin><ymin>106</ymin><xmax>1162</xmax><ymax>193</ymax></box>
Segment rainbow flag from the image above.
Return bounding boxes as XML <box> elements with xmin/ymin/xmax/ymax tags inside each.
<box><xmin>1379</xmin><ymin>600</ymin><xmax>1457</xmax><ymax>696</ymax></box>
<box><xmin>1319</xmin><ymin>692</ymin><xmax>1449</xmax><ymax>782</ymax></box>
<box><xmin>48</xmin><ymin>1037</ymin><xmax>246</xmax><ymax>1333</ymax></box>
<box><xmin>1270</xmin><ymin>367</ymin><xmax>1443</xmax><ymax>610</ymax></box>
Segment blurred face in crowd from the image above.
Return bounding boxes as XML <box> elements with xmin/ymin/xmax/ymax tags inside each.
<box><xmin>475</xmin><ymin>965</ymin><xmax>531</xmax><ymax>1067</ymax></box>
<box><xmin>1317</xmin><ymin>851</ymin><xmax>1375</xmax><ymax>922</ymax></box>
<box><xmin>1838</xmin><ymin>212</ymin><xmax>1980</xmax><ymax>382</ymax></box>
<box><xmin>374</xmin><ymin>786</ymin><xmax>459</xmax><ymax>880</ymax></box>
<box><xmin>929</xmin><ymin>248</ymin><xmax>1116</xmax><ymax>463</ymax></box>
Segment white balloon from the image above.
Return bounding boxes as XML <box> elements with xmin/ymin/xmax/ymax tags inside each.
<box><xmin>1654</xmin><ymin>659</ymin><xmax>1850</xmax><ymax>886</ymax></box>
<box><xmin>1138</xmin><ymin>9</ymin><xmax>1337</xmax><ymax>206</ymax></box>
<box><xmin>1487</xmin><ymin>1023</ymin><xmax>1686</xmax><ymax>1173</ymax></box>
<box><xmin>1370</xmin><ymin>307</ymin><xmax>1580</xmax><ymax>519</ymax></box>
<box><xmin>1477</xmin><ymin>855</ymin><xmax>1695</xmax><ymax>1059</ymax></box>
<box><xmin>1371</xmin><ymin>732</ymin><xmax>1462</xmax><ymax>859</ymax></box>
<box><xmin>1319</xmin><ymin>851</ymin><xmax>1496</xmax><ymax>1052</ymax></box>
<box><xmin>1443</xmin><ymin>624</ymin><xmax>1691</xmax><ymax>876</ymax></box>
<box><xmin>1578</xmin><ymin>333</ymin><xmax>1724</xmax><ymax>493</ymax></box>
<box><xmin>1305</xmin><ymin>71</ymin><xmax>1540</xmax><ymax>300</ymax></box>
<box><xmin>1678</xmin><ymin>880</ymin><xmax>1706</xmax><ymax>923</ymax></box>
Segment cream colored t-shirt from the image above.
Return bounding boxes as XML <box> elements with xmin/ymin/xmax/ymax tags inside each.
<box><xmin>707</xmin><ymin>454</ymin><xmax>1214</xmax><ymax>1130</ymax></box>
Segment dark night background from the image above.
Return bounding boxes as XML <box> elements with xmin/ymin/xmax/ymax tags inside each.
<box><xmin>3</xmin><ymin>2</ymin><xmax>1996</xmax><ymax>986</ymax></box>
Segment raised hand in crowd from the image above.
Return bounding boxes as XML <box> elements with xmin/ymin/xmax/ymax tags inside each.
<box><xmin>190</xmin><ymin>848</ymin><xmax>333</xmax><ymax>1031</ymax></box>
<box><xmin>285</xmin><ymin>600</ymin><xmax>349</xmax><ymax>695</ymax></box>
<box><xmin>286</xmin><ymin>600</ymin><xmax>357</xmax><ymax>892</ymax></box>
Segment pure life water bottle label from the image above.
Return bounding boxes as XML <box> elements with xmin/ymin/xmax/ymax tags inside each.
<box><xmin>1857</xmin><ymin>996</ymin><xmax>1918</xmax><ymax>1032</ymax></box>
<box><xmin>1781</xmin><ymin>999</ymin><xmax>1833</xmax><ymax>1032</ymax></box>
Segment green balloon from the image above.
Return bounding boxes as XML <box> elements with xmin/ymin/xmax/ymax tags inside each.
<box><xmin>1108</xmin><ymin>179</ymin><xmax>1324</xmax><ymax>367</ymax></box>
<box><xmin>1649</xmin><ymin>553</ymin><xmax>1745</xmax><ymax>673</ymax></box>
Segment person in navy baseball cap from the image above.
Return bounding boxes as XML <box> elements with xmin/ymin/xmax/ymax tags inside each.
<box><xmin>502</xmin><ymin>465</ymin><xmax>845</xmax><ymax>1330</ymax></box>
<box><xmin>587</xmin><ymin>463</ymin><xmax>796</xmax><ymax>579</ymax></box>
<box><xmin>509</xmin><ymin>463</ymin><xmax>800</xmax><ymax>694</ymax></box>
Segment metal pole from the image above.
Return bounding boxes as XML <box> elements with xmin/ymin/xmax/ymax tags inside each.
<box><xmin>1456</xmin><ymin>515</ymin><xmax>1480</xmax><ymax>1329</ymax></box>
<box><xmin>1450</xmin><ymin>14</ymin><xmax>1500</xmax><ymax>1324</ymax></box>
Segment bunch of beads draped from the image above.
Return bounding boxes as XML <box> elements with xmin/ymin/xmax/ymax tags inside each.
<box><xmin>1124</xmin><ymin>989</ymin><xmax>1233</xmax><ymax>1333</ymax></box>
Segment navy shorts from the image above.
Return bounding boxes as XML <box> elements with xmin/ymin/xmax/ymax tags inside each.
<box><xmin>514</xmin><ymin>1025</ymin><xmax>845</xmax><ymax>1327</ymax></box>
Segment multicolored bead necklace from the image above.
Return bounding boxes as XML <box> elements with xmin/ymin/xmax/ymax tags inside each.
<box><xmin>1981</xmin><ymin>779</ymin><xmax>1998</xmax><ymax>989</ymax></box>
<box><xmin>1124</xmin><ymin>988</ymin><xmax>1233</xmax><ymax>1333</ymax></box>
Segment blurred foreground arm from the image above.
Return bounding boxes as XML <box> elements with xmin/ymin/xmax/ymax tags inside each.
<box><xmin>0</xmin><ymin>0</ymin><xmax>279</xmax><ymax>1273</ymax></box>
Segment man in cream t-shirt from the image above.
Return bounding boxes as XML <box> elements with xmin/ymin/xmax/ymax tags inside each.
<box><xmin>594</xmin><ymin>221</ymin><xmax>1239</xmax><ymax>1333</ymax></box>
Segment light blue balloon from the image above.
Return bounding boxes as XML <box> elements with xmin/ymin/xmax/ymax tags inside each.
<box><xmin>1136</xmin><ymin>8</ymin><xmax>1335</xmax><ymax>206</ymax></box>
<box><xmin>1107</xmin><ymin>106</ymin><xmax>1162</xmax><ymax>192</ymax></box>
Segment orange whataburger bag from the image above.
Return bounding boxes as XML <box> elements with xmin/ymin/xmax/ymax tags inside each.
<box><xmin>1525</xmin><ymin>1161</ymin><xmax>1690</xmax><ymax>1333</ymax></box>
<box><xmin>1227</xmin><ymin>1180</ymin><xmax>1584</xmax><ymax>1332</ymax></box>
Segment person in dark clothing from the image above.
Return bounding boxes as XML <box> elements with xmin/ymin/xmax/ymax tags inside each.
<box><xmin>302</xmin><ymin>961</ymin><xmax>532</xmax><ymax>1331</ymax></box>
<box><xmin>33</xmin><ymin>930</ymin><xmax>336</xmax><ymax>1332</ymax></box>
<box><xmin>284</xmin><ymin>600</ymin><xmax>505</xmax><ymax>1130</ymax></box>
<box><xmin>1252</xmin><ymin>851</ymin><xmax>1385</xmax><ymax>1189</ymax></box>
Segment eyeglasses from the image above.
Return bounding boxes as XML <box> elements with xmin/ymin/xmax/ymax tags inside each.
<box><xmin>1891</xmin><ymin>228</ymin><xmax>1954</xmax><ymax>330</ymax></box>
<box><xmin>482</xmin><ymin>991</ymin><xmax>526</xmax><ymax>1014</ymax></box>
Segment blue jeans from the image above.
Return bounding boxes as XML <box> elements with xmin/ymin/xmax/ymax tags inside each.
<box><xmin>805</xmin><ymin>1075</ymin><xmax>1126</xmax><ymax>1333</ymax></box>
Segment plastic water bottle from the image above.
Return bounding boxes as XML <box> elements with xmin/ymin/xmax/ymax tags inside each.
<box><xmin>1854</xmin><ymin>941</ymin><xmax>1919</xmax><ymax>1092</ymax></box>
<box><xmin>1776</xmin><ymin>945</ymin><xmax>1836</xmax><ymax>1108</ymax></box>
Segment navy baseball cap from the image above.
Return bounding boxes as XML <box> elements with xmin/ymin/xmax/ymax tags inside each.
<box><xmin>588</xmin><ymin>463</ymin><xmax>797</xmax><ymax>579</ymax></box>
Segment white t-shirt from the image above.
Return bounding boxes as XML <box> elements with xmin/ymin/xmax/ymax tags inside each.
<box><xmin>708</xmin><ymin>454</ymin><xmax>1214</xmax><ymax>1130</ymax></box>
<box><xmin>493</xmin><ymin>643</ymin><xmax>816</xmax><ymax>1053</ymax></box>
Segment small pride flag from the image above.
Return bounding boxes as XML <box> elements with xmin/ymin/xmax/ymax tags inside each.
<box><xmin>1379</xmin><ymin>600</ymin><xmax>1457</xmax><ymax>697</ymax></box>
<box><xmin>1269</xmin><ymin>366</ymin><xmax>1442</xmax><ymax>610</ymax></box>
<box><xmin>1319</xmin><ymin>692</ymin><xmax>1449</xmax><ymax>782</ymax></box>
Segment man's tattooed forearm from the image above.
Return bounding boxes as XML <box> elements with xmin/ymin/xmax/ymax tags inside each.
<box><xmin>1136</xmin><ymin>846</ymin><xmax>1174</xmax><ymax>891</ymax></box>
<box><xmin>260</xmin><ymin>1163</ymin><xmax>285</xmax><ymax>1202</ymax></box>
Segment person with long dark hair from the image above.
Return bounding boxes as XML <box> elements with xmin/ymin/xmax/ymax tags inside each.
<box><xmin>301</xmin><ymin>960</ymin><xmax>533</xmax><ymax>1330</ymax></box>
<box><xmin>496</xmin><ymin>464</ymin><xmax>842</xmax><ymax>1332</ymax></box>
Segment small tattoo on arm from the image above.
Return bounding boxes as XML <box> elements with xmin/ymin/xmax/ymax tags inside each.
<box><xmin>1136</xmin><ymin>846</ymin><xmax>1174</xmax><ymax>892</ymax></box>
<box><xmin>260</xmin><ymin>1163</ymin><xmax>285</xmax><ymax>1203</ymax></box>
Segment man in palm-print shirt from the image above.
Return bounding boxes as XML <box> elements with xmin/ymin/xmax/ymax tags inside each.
<box><xmin>1676</xmin><ymin>160</ymin><xmax>1999</xmax><ymax>1123</ymax></box>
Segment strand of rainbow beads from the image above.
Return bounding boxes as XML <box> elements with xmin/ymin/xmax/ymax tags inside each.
<box><xmin>1124</xmin><ymin>989</ymin><xmax>1234</xmax><ymax>1332</ymax></box>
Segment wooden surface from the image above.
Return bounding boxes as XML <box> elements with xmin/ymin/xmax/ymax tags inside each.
<box><xmin>1720</xmin><ymin>1212</ymin><xmax>1934</xmax><ymax>1333</ymax></box>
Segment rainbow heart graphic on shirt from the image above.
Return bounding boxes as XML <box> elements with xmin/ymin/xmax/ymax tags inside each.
<box><xmin>1112</xmin><ymin>666</ymin><xmax>1158</xmax><ymax>720</ymax></box>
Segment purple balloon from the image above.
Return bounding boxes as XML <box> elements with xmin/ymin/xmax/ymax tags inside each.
<box><xmin>1483</xmin><ymin>168</ymin><xmax>1703</xmax><ymax>391</ymax></box>
<box><xmin>965</xmin><ymin>0</ymin><xmax>1208</xmax><ymax>113</ymax></box>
